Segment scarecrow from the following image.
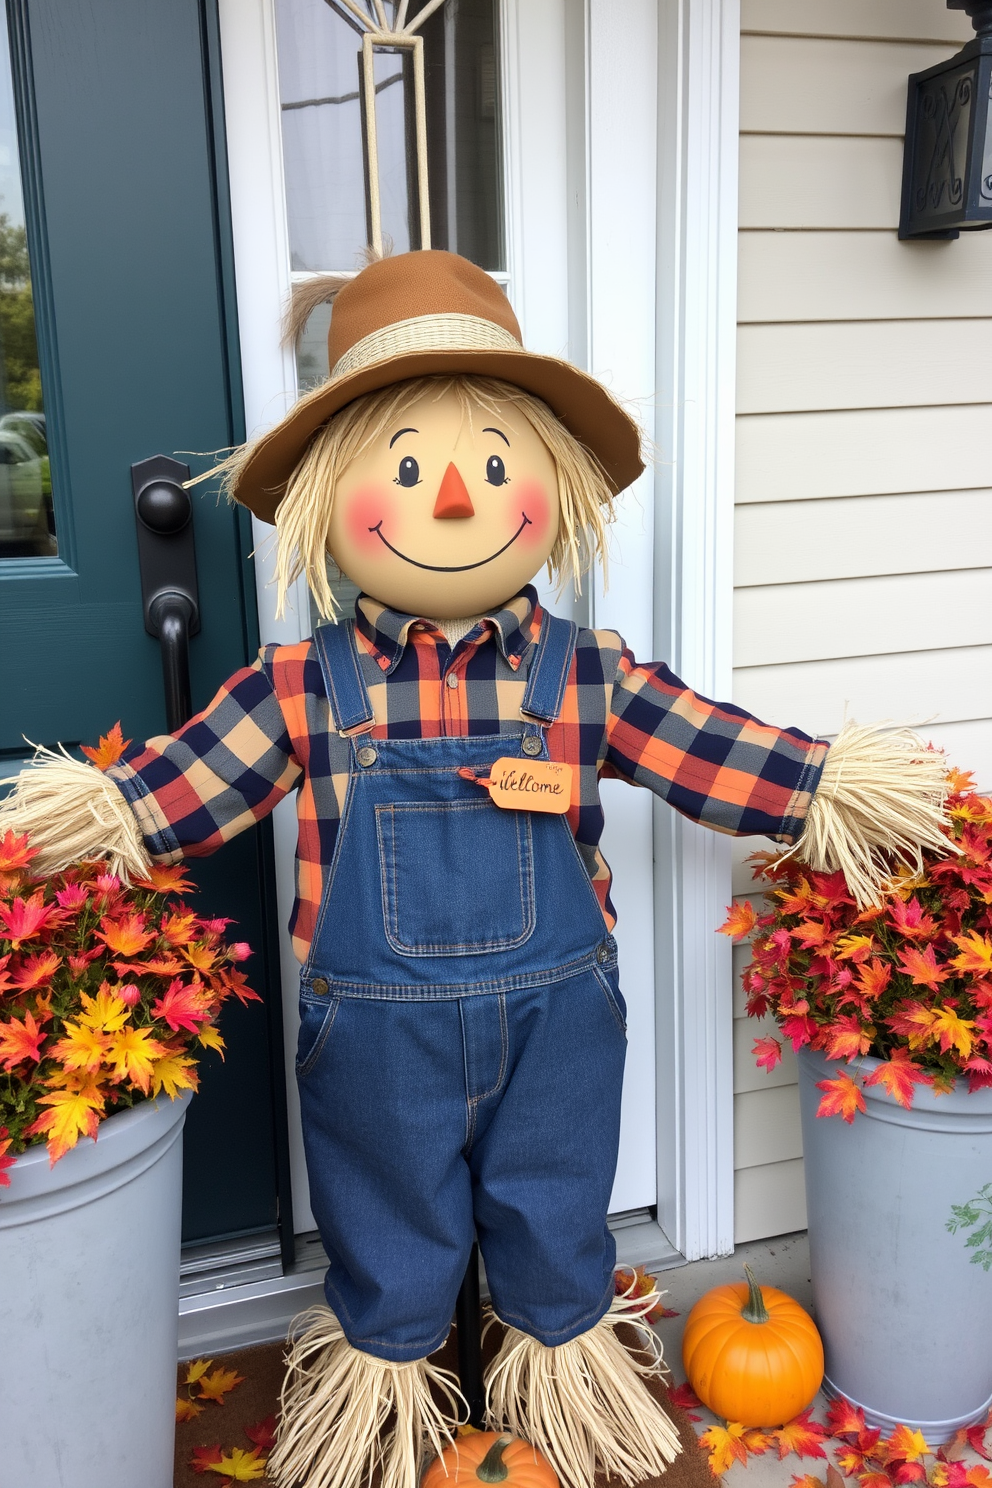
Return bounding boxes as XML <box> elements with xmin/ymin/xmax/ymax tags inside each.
<box><xmin>1</xmin><ymin>250</ymin><xmax>950</xmax><ymax>1488</ymax></box>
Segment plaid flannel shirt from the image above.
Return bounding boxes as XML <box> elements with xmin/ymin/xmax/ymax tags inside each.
<box><xmin>109</xmin><ymin>587</ymin><xmax>827</xmax><ymax>962</ymax></box>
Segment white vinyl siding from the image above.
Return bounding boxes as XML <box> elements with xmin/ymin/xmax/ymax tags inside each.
<box><xmin>732</xmin><ymin>0</ymin><xmax>991</xmax><ymax>1243</ymax></box>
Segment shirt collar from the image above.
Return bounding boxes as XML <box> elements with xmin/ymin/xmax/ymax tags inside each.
<box><xmin>355</xmin><ymin>586</ymin><xmax>541</xmax><ymax>674</ymax></box>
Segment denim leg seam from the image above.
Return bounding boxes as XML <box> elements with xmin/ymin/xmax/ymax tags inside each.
<box><xmin>491</xmin><ymin>1273</ymin><xmax>617</xmax><ymax>1344</ymax></box>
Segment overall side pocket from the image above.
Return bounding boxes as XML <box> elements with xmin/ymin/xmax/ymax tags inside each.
<box><xmin>593</xmin><ymin>963</ymin><xmax>627</xmax><ymax>1034</ymax></box>
<box><xmin>296</xmin><ymin>995</ymin><xmax>341</xmax><ymax>1078</ymax></box>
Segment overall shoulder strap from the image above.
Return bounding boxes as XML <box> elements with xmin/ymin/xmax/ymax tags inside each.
<box><xmin>520</xmin><ymin>611</ymin><xmax>579</xmax><ymax>725</ymax></box>
<box><xmin>312</xmin><ymin>621</ymin><xmax>375</xmax><ymax>734</ymax></box>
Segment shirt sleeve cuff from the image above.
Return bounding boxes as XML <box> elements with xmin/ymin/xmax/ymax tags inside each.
<box><xmin>777</xmin><ymin>738</ymin><xmax>830</xmax><ymax>844</ymax></box>
<box><xmin>105</xmin><ymin>761</ymin><xmax>184</xmax><ymax>864</ymax></box>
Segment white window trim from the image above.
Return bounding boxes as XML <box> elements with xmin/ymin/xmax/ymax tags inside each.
<box><xmin>217</xmin><ymin>0</ymin><xmax>740</xmax><ymax>1265</ymax></box>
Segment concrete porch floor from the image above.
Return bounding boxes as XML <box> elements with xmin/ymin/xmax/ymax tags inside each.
<box><xmin>648</xmin><ymin>1232</ymin><xmax>988</xmax><ymax>1488</ymax></box>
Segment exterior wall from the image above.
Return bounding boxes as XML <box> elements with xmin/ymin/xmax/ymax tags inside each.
<box><xmin>731</xmin><ymin>0</ymin><xmax>992</xmax><ymax>1243</ymax></box>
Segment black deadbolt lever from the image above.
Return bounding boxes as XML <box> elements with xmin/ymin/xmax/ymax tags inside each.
<box><xmin>131</xmin><ymin>455</ymin><xmax>201</xmax><ymax>732</ymax></box>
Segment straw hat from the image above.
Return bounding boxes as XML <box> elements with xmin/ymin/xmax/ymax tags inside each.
<box><xmin>231</xmin><ymin>250</ymin><xmax>643</xmax><ymax>523</ymax></box>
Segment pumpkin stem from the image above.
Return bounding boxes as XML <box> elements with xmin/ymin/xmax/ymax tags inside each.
<box><xmin>476</xmin><ymin>1436</ymin><xmax>513</xmax><ymax>1483</ymax></box>
<box><xmin>740</xmin><ymin>1264</ymin><xmax>770</xmax><ymax>1325</ymax></box>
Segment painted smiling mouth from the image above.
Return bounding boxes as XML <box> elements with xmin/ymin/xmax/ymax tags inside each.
<box><xmin>368</xmin><ymin>514</ymin><xmax>532</xmax><ymax>572</ymax></box>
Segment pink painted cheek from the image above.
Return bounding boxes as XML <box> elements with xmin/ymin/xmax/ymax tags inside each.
<box><xmin>514</xmin><ymin>481</ymin><xmax>553</xmax><ymax>547</ymax></box>
<box><xmin>341</xmin><ymin>484</ymin><xmax>395</xmax><ymax>555</ymax></box>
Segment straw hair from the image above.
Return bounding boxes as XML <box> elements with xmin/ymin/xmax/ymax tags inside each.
<box><xmin>0</xmin><ymin>747</ymin><xmax>151</xmax><ymax>881</ymax></box>
<box><xmin>790</xmin><ymin>721</ymin><xmax>955</xmax><ymax>909</ymax></box>
<box><xmin>210</xmin><ymin>374</ymin><xmax>617</xmax><ymax>621</ymax></box>
<box><xmin>268</xmin><ymin>1305</ymin><xmax>465</xmax><ymax>1488</ymax></box>
<box><xmin>484</xmin><ymin>1284</ymin><xmax>682</xmax><ymax>1488</ymax></box>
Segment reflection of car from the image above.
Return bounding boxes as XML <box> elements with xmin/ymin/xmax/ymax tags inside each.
<box><xmin>0</xmin><ymin>411</ymin><xmax>53</xmax><ymax>555</ymax></box>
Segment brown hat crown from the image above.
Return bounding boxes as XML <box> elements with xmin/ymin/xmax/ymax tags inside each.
<box><xmin>328</xmin><ymin>251</ymin><xmax>522</xmax><ymax>372</ymax></box>
<box><xmin>232</xmin><ymin>248</ymin><xmax>643</xmax><ymax>524</ymax></box>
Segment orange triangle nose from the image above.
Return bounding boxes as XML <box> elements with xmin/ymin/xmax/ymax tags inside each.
<box><xmin>432</xmin><ymin>462</ymin><xmax>475</xmax><ymax>520</ymax></box>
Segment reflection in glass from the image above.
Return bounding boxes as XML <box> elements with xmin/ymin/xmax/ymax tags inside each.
<box><xmin>0</xmin><ymin>6</ymin><xmax>51</xmax><ymax>559</ymax></box>
<box><xmin>275</xmin><ymin>0</ymin><xmax>503</xmax><ymax>274</ymax></box>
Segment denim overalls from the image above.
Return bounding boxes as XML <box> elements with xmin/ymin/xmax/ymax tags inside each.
<box><xmin>295</xmin><ymin>612</ymin><xmax>628</xmax><ymax>1362</ymax></box>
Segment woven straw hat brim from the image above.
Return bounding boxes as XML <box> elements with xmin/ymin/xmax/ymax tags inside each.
<box><xmin>231</xmin><ymin>347</ymin><xmax>644</xmax><ymax>525</ymax></box>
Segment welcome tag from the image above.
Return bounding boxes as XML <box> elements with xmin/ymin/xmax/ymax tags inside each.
<box><xmin>486</xmin><ymin>757</ymin><xmax>573</xmax><ymax>814</ymax></box>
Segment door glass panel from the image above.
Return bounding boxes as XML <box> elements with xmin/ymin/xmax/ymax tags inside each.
<box><xmin>275</xmin><ymin>0</ymin><xmax>504</xmax><ymax>275</ymax></box>
<box><xmin>0</xmin><ymin>5</ymin><xmax>51</xmax><ymax>559</ymax></box>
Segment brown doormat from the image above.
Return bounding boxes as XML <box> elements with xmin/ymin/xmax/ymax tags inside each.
<box><xmin>174</xmin><ymin>1321</ymin><xmax>716</xmax><ymax>1488</ymax></box>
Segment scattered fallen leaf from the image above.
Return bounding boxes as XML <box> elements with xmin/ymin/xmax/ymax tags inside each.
<box><xmin>207</xmin><ymin>1446</ymin><xmax>267</xmax><ymax>1481</ymax></box>
<box><xmin>244</xmin><ymin>1414</ymin><xmax>277</xmax><ymax>1452</ymax></box>
<box><xmin>700</xmin><ymin>1422</ymin><xmax>752</xmax><ymax>1475</ymax></box>
<box><xmin>667</xmin><ymin>1381</ymin><xmax>702</xmax><ymax>1421</ymax></box>
<box><xmin>197</xmin><ymin>1366</ymin><xmax>245</xmax><ymax>1404</ymax></box>
<box><xmin>190</xmin><ymin>1444</ymin><xmax>224</xmax><ymax>1474</ymax></box>
<box><xmin>772</xmin><ymin>1408</ymin><xmax>829</xmax><ymax>1460</ymax></box>
<box><xmin>176</xmin><ymin>1397</ymin><xmax>204</xmax><ymax>1422</ymax></box>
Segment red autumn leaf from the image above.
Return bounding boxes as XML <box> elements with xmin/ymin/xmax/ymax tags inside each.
<box><xmin>667</xmin><ymin>1381</ymin><xmax>702</xmax><ymax>1420</ymax></box>
<box><xmin>197</xmin><ymin>1366</ymin><xmax>245</xmax><ymax>1404</ymax></box>
<box><xmin>966</xmin><ymin>1424</ymin><xmax>992</xmax><ymax>1461</ymax></box>
<box><xmin>897</xmin><ymin>944</ymin><xmax>950</xmax><ymax>991</ymax></box>
<box><xmin>887</xmin><ymin>897</ymin><xmax>938</xmax><ymax>941</ymax></box>
<box><xmin>816</xmin><ymin>1071</ymin><xmax>867</xmax><ymax>1123</ymax></box>
<box><xmin>753</xmin><ymin>1034</ymin><xmax>783</xmax><ymax>1072</ymax></box>
<box><xmin>96</xmin><ymin>913</ymin><xmax>155</xmax><ymax>958</ymax></box>
<box><xmin>0</xmin><ymin>1009</ymin><xmax>47</xmax><ymax>1071</ymax></box>
<box><xmin>0</xmin><ymin>891</ymin><xmax>59</xmax><ymax>948</ymax></box>
<box><xmin>718</xmin><ymin>900</ymin><xmax>757</xmax><ymax>940</ymax></box>
<box><xmin>885</xmin><ymin>1001</ymin><xmax>937</xmax><ymax>1044</ymax></box>
<box><xmin>790</xmin><ymin>1476</ymin><xmax>827</xmax><ymax>1488</ymax></box>
<box><xmin>885</xmin><ymin>1426</ymin><xmax>931</xmax><ymax>1463</ymax></box>
<box><xmin>0</xmin><ymin>1126</ymin><xmax>15</xmax><ymax>1188</ymax></box>
<box><xmin>80</xmin><ymin>722</ymin><xmax>131</xmax><ymax>770</ymax></box>
<box><xmin>191</xmin><ymin>1444</ymin><xmax>225</xmax><ymax>1474</ymax></box>
<box><xmin>10</xmin><ymin>950</ymin><xmax>61</xmax><ymax>992</ymax></box>
<box><xmin>151</xmin><ymin>979</ymin><xmax>212</xmax><ymax>1034</ymax></box>
<box><xmin>244</xmin><ymin>1414</ymin><xmax>277</xmax><ymax>1451</ymax></box>
<box><xmin>823</xmin><ymin>1014</ymin><xmax>874</xmax><ymax>1062</ymax></box>
<box><xmin>855</xmin><ymin>958</ymin><xmax>892</xmax><ymax>1003</ymax></box>
<box><xmin>863</xmin><ymin>1049</ymin><xmax>930</xmax><ymax>1110</ymax></box>
<box><xmin>858</xmin><ymin>1473</ymin><xmax>894</xmax><ymax>1488</ymax></box>
<box><xmin>133</xmin><ymin>863</ymin><xmax>195</xmax><ymax>894</ymax></box>
<box><xmin>794</xmin><ymin>918</ymin><xmax>835</xmax><ymax>950</ymax></box>
<box><xmin>0</xmin><ymin>830</ymin><xmax>36</xmax><ymax>871</ymax></box>
<box><xmin>771</xmin><ymin>1408</ymin><xmax>829</xmax><ymax>1461</ymax></box>
<box><xmin>781</xmin><ymin>1013</ymin><xmax>818</xmax><ymax>1051</ymax></box>
<box><xmin>890</xmin><ymin>1464</ymin><xmax>927</xmax><ymax>1484</ymax></box>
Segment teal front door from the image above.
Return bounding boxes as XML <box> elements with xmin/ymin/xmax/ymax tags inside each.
<box><xmin>0</xmin><ymin>0</ymin><xmax>291</xmax><ymax>1251</ymax></box>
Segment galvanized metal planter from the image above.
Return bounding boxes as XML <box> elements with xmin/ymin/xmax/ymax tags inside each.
<box><xmin>0</xmin><ymin>1090</ymin><xmax>192</xmax><ymax>1488</ymax></box>
<box><xmin>798</xmin><ymin>1048</ymin><xmax>992</xmax><ymax>1440</ymax></box>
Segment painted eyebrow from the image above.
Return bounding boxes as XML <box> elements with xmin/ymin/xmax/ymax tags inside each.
<box><xmin>389</xmin><ymin>427</ymin><xmax>418</xmax><ymax>448</ymax></box>
<box><xmin>482</xmin><ymin>427</ymin><xmax>510</xmax><ymax>446</ymax></box>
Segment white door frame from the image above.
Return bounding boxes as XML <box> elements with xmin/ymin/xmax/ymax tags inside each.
<box><xmin>217</xmin><ymin>0</ymin><xmax>740</xmax><ymax>1260</ymax></box>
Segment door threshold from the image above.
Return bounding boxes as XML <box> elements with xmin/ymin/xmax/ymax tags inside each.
<box><xmin>178</xmin><ymin>1214</ymin><xmax>684</xmax><ymax>1360</ymax></box>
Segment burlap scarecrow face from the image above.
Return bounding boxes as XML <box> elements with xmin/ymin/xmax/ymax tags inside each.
<box><xmin>326</xmin><ymin>385</ymin><xmax>561</xmax><ymax>619</ymax></box>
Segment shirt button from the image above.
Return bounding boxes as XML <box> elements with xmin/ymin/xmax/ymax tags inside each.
<box><xmin>445</xmin><ymin>673</ymin><xmax>459</xmax><ymax>689</ymax></box>
<box><xmin>357</xmin><ymin>745</ymin><xmax>378</xmax><ymax>767</ymax></box>
<box><xmin>522</xmin><ymin>735</ymin><xmax>542</xmax><ymax>756</ymax></box>
<box><xmin>312</xmin><ymin>977</ymin><xmax>329</xmax><ymax>996</ymax></box>
<box><xmin>597</xmin><ymin>945</ymin><xmax>610</xmax><ymax>965</ymax></box>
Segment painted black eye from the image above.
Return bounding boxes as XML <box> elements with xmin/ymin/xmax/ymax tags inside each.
<box><xmin>395</xmin><ymin>456</ymin><xmax>421</xmax><ymax>487</ymax></box>
<box><xmin>485</xmin><ymin>455</ymin><xmax>507</xmax><ymax>486</ymax></box>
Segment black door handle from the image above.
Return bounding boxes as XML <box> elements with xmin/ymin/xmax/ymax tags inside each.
<box><xmin>132</xmin><ymin>455</ymin><xmax>201</xmax><ymax>732</ymax></box>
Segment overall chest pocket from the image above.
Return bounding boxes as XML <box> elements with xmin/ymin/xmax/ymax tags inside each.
<box><xmin>375</xmin><ymin>798</ymin><xmax>536</xmax><ymax>956</ymax></box>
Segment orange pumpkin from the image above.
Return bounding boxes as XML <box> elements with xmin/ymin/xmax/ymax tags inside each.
<box><xmin>681</xmin><ymin>1265</ymin><xmax>824</xmax><ymax>1427</ymax></box>
<box><xmin>421</xmin><ymin>1433</ymin><xmax>559</xmax><ymax>1488</ymax></box>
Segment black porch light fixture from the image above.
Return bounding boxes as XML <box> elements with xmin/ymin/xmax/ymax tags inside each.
<box><xmin>899</xmin><ymin>0</ymin><xmax>992</xmax><ymax>239</ymax></box>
